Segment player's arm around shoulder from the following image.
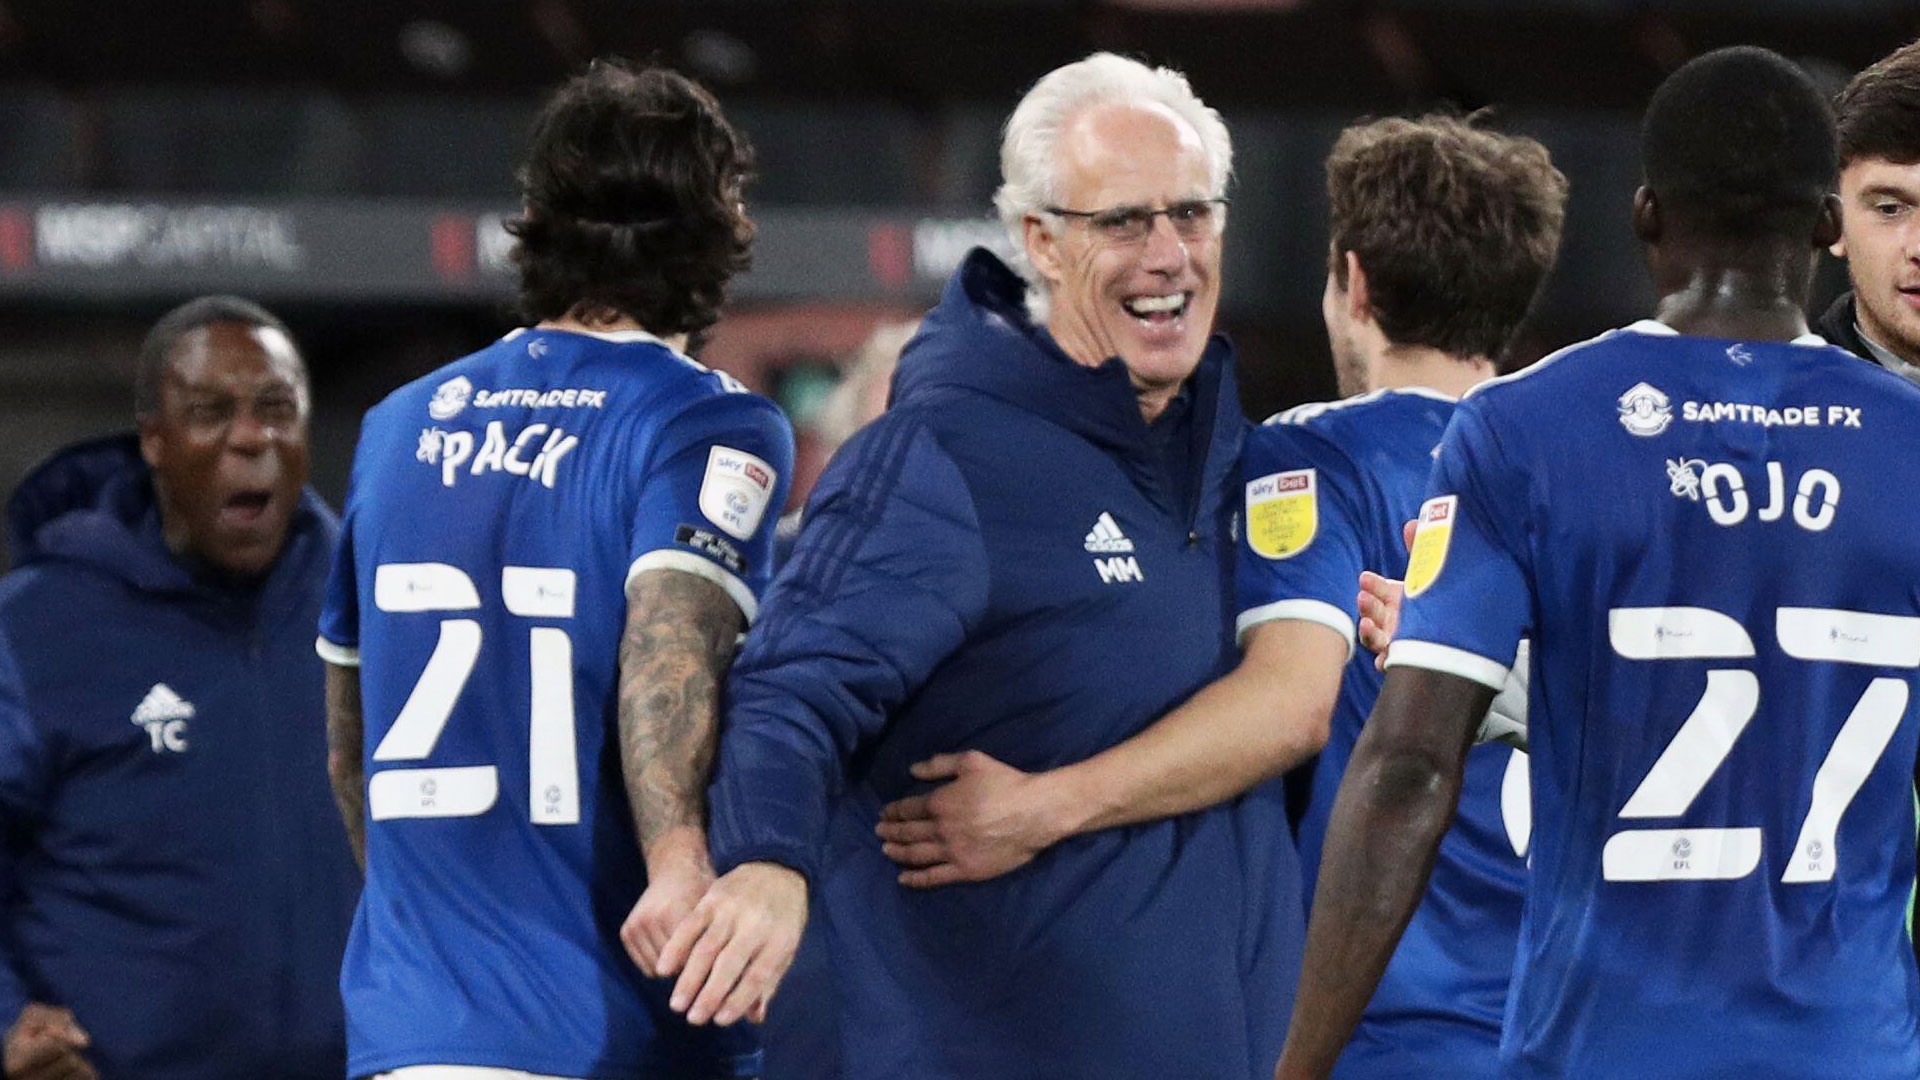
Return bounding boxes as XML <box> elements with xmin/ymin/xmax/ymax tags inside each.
<box><xmin>1029</xmin><ymin>418</ymin><xmax>1355</xmax><ymax>831</ymax></box>
<box><xmin>872</xmin><ymin>422</ymin><xmax>1355</xmax><ymax>888</ymax></box>
<box><xmin>876</xmin><ymin>620</ymin><xmax>1345</xmax><ymax>887</ymax></box>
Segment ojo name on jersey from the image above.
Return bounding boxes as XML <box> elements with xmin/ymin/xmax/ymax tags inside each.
<box><xmin>416</xmin><ymin>421</ymin><xmax>579</xmax><ymax>489</ymax></box>
<box><xmin>1665</xmin><ymin>458</ymin><xmax>1839</xmax><ymax>531</ymax></box>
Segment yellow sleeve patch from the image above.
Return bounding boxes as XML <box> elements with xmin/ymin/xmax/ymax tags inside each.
<box><xmin>1246</xmin><ymin>469</ymin><xmax>1318</xmax><ymax>560</ymax></box>
<box><xmin>1403</xmin><ymin>495</ymin><xmax>1458</xmax><ymax>597</ymax></box>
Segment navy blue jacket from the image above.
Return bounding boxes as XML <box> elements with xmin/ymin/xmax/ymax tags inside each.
<box><xmin>710</xmin><ymin>251</ymin><xmax>1305</xmax><ymax>1080</ymax></box>
<box><xmin>0</xmin><ymin>435</ymin><xmax>359</xmax><ymax>1080</ymax></box>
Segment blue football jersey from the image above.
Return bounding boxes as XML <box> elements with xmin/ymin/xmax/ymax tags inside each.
<box><xmin>1391</xmin><ymin>321</ymin><xmax>1920</xmax><ymax>1079</ymax></box>
<box><xmin>317</xmin><ymin>327</ymin><xmax>793</xmax><ymax>1080</ymax></box>
<box><xmin>1238</xmin><ymin>389</ymin><xmax>1527</xmax><ymax>1080</ymax></box>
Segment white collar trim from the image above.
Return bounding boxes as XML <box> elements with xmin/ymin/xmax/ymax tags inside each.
<box><xmin>1624</xmin><ymin>317</ymin><xmax>1827</xmax><ymax>348</ymax></box>
<box><xmin>542</xmin><ymin>326</ymin><xmax>676</xmax><ymax>347</ymax></box>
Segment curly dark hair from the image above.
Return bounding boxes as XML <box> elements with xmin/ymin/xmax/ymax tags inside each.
<box><xmin>509</xmin><ymin>59</ymin><xmax>755</xmax><ymax>335</ymax></box>
<box><xmin>1327</xmin><ymin>114</ymin><xmax>1567</xmax><ymax>361</ymax></box>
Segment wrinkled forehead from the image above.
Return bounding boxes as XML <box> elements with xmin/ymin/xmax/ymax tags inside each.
<box><xmin>164</xmin><ymin>322</ymin><xmax>307</xmax><ymax>396</ymax></box>
<box><xmin>1052</xmin><ymin>99</ymin><xmax>1214</xmax><ymax>210</ymax></box>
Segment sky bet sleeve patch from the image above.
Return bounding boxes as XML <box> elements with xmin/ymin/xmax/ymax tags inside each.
<box><xmin>699</xmin><ymin>445</ymin><xmax>778</xmax><ymax>540</ymax></box>
<box><xmin>1403</xmin><ymin>495</ymin><xmax>1458</xmax><ymax>597</ymax></box>
<box><xmin>1245</xmin><ymin>468</ymin><xmax>1318</xmax><ymax>559</ymax></box>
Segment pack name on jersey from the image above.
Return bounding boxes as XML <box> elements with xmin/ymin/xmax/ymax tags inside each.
<box><xmin>1680</xmin><ymin>402</ymin><xmax>1863</xmax><ymax>428</ymax></box>
<box><xmin>416</xmin><ymin>421</ymin><xmax>578</xmax><ymax>488</ymax></box>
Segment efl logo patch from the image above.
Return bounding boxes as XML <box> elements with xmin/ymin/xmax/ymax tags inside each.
<box><xmin>1403</xmin><ymin>495</ymin><xmax>1457</xmax><ymax>598</ymax></box>
<box><xmin>1245</xmin><ymin>469</ymin><xmax>1317</xmax><ymax>560</ymax></box>
<box><xmin>700</xmin><ymin>446</ymin><xmax>777</xmax><ymax>540</ymax></box>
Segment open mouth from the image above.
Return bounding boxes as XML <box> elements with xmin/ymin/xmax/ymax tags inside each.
<box><xmin>221</xmin><ymin>490</ymin><xmax>274</xmax><ymax>526</ymax></box>
<box><xmin>1122</xmin><ymin>292</ymin><xmax>1191</xmax><ymax>325</ymax></box>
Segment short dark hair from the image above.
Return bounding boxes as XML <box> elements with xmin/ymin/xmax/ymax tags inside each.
<box><xmin>1326</xmin><ymin>114</ymin><xmax>1568</xmax><ymax>360</ymax></box>
<box><xmin>508</xmin><ymin>59</ymin><xmax>755</xmax><ymax>336</ymax></box>
<box><xmin>134</xmin><ymin>295</ymin><xmax>297</xmax><ymax>418</ymax></box>
<box><xmin>1835</xmin><ymin>38</ymin><xmax>1920</xmax><ymax>168</ymax></box>
<box><xmin>1641</xmin><ymin>47</ymin><xmax>1837</xmax><ymax>241</ymax></box>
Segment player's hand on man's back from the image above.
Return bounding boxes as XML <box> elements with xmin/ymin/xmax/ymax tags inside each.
<box><xmin>876</xmin><ymin>750</ymin><xmax>1065</xmax><ymax>887</ymax></box>
<box><xmin>658</xmin><ymin>861</ymin><xmax>808</xmax><ymax>1027</ymax></box>
<box><xmin>4</xmin><ymin>1003</ymin><xmax>94</xmax><ymax>1080</ymax></box>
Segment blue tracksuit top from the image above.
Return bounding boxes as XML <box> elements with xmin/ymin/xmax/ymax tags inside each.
<box><xmin>709</xmin><ymin>249</ymin><xmax>1306</xmax><ymax>1080</ymax></box>
<box><xmin>0</xmin><ymin>435</ymin><xmax>360</xmax><ymax>1080</ymax></box>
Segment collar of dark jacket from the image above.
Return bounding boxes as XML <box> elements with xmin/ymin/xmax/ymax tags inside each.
<box><xmin>1816</xmin><ymin>292</ymin><xmax>1870</xmax><ymax>359</ymax></box>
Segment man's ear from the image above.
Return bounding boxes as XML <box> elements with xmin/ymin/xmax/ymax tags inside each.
<box><xmin>1814</xmin><ymin>192</ymin><xmax>1843</xmax><ymax>252</ymax></box>
<box><xmin>1630</xmin><ymin>186</ymin><xmax>1661</xmax><ymax>246</ymax></box>
<box><xmin>1024</xmin><ymin>214</ymin><xmax>1064</xmax><ymax>287</ymax></box>
<box><xmin>1344</xmin><ymin>250</ymin><xmax>1371</xmax><ymax>323</ymax></box>
<box><xmin>138</xmin><ymin>417</ymin><xmax>163</xmax><ymax>470</ymax></box>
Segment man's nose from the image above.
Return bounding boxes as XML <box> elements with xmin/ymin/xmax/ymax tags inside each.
<box><xmin>226</xmin><ymin>411</ymin><xmax>271</xmax><ymax>454</ymax></box>
<box><xmin>1138</xmin><ymin>213</ymin><xmax>1190</xmax><ymax>272</ymax></box>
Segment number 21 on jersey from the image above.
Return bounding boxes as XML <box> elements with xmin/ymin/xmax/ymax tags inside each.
<box><xmin>367</xmin><ymin>561</ymin><xmax>581</xmax><ymax>826</ymax></box>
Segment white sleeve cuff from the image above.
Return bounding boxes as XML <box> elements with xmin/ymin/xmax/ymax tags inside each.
<box><xmin>1235</xmin><ymin>598</ymin><xmax>1356</xmax><ymax>659</ymax></box>
<box><xmin>625</xmin><ymin>549</ymin><xmax>759</xmax><ymax>625</ymax></box>
<box><xmin>1385</xmin><ymin>639</ymin><xmax>1510</xmax><ymax>690</ymax></box>
<box><xmin>315</xmin><ymin>636</ymin><xmax>360</xmax><ymax>667</ymax></box>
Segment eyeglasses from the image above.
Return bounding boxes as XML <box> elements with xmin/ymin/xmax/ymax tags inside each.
<box><xmin>1042</xmin><ymin>198</ymin><xmax>1229</xmax><ymax>244</ymax></box>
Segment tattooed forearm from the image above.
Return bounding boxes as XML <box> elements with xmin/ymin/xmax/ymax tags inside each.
<box><xmin>619</xmin><ymin>568</ymin><xmax>746</xmax><ymax>859</ymax></box>
<box><xmin>324</xmin><ymin>663</ymin><xmax>367</xmax><ymax>870</ymax></box>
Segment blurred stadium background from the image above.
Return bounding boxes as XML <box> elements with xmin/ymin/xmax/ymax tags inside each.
<box><xmin>1</xmin><ymin>0</ymin><xmax>1915</xmax><ymax>567</ymax></box>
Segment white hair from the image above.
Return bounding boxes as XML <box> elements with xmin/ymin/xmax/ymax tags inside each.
<box><xmin>993</xmin><ymin>53</ymin><xmax>1233</xmax><ymax>317</ymax></box>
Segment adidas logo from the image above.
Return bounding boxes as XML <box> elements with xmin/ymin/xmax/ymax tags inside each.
<box><xmin>1083</xmin><ymin>512</ymin><xmax>1135</xmax><ymax>554</ymax></box>
<box><xmin>131</xmin><ymin>683</ymin><xmax>196</xmax><ymax>727</ymax></box>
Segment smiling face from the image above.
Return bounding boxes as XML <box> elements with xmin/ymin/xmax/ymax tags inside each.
<box><xmin>1834</xmin><ymin>156</ymin><xmax>1920</xmax><ymax>364</ymax></box>
<box><xmin>1023</xmin><ymin>100</ymin><xmax>1224</xmax><ymax>408</ymax></box>
<box><xmin>139</xmin><ymin>321</ymin><xmax>310</xmax><ymax>580</ymax></box>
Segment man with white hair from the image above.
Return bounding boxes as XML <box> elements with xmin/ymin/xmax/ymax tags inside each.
<box><xmin>659</xmin><ymin>53</ymin><xmax>1305</xmax><ymax>1079</ymax></box>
